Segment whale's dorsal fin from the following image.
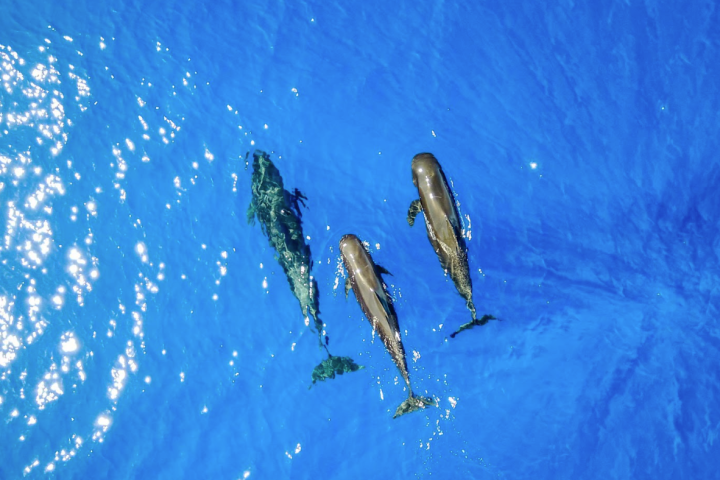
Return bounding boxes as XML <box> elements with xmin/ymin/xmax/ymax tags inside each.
<box><xmin>288</xmin><ymin>188</ymin><xmax>307</xmax><ymax>218</ymax></box>
<box><xmin>375</xmin><ymin>264</ymin><xmax>392</xmax><ymax>276</ymax></box>
<box><xmin>446</xmin><ymin>210</ymin><xmax>462</xmax><ymax>236</ymax></box>
<box><xmin>444</xmin><ymin>213</ymin><xmax>464</xmax><ymax>246</ymax></box>
<box><xmin>374</xmin><ymin>289</ymin><xmax>391</xmax><ymax>317</ymax></box>
<box><xmin>407</xmin><ymin>199</ymin><xmax>423</xmax><ymax>227</ymax></box>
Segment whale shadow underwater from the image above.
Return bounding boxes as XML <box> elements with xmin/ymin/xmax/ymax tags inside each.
<box><xmin>247</xmin><ymin>150</ymin><xmax>362</xmax><ymax>384</ymax></box>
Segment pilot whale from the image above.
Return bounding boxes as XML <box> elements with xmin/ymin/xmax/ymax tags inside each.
<box><xmin>340</xmin><ymin>234</ymin><xmax>435</xmax><ymax>418</ymax></box>
<box><xmin>407</xmin><ymin>153</ymin><xmax>496</xmax><ymax>338</ymax></box>
<box><xmin>248</xmin><ymin>150</ymin><xmax>361</xmax><ymax>383</ymax></box>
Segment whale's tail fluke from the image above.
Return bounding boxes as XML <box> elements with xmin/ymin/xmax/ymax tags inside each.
<box><xmin>310</xmin><ymin>354</ymin><xmax>363</xmax><ymax>385</ymax></box>
<box><xmin>450</xmin><ymin>314</ymin><xmax>498</xmax><ymax>338</ymax></box>
<box><xmin>467</xmin><ymin>298</ymin><xmax>477</xmax><ymax>321</ymax></box>
<box><xmin>393</xmin><ymin>393</ymin><xmax>436</xmax><ymax>418</ymax></box>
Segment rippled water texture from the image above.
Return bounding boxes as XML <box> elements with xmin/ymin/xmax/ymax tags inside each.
<box><xmin>1</xmin><ymin>1</ymin><xmax>720</xmax><ymax>479</ymax></box>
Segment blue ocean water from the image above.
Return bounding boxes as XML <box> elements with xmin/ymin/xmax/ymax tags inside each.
<box><xmin>2</xmin><ymin>0</ymin><xmax>719</xmax><ymax>478</ymax></box>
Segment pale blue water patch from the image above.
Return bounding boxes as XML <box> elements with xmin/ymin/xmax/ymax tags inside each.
<box><xmin>1</xmin><ymin>0</ymin><xmax>719</xmax><ymax>478</ymax></box>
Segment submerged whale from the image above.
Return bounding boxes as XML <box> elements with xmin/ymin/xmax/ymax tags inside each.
<box><xmin>407</xmin><ymin>153</ymin><xmax>496</xmax><ymax>338</ymax></box>
<box><xmin>339</xmin><ymin>234</ymin><xmax>435</xmax><ymax>418</ymax></box>
<box><xmin>248</xmin><ymin>150</ymin><xmax>361</xmax><ymax>383</ymax></box>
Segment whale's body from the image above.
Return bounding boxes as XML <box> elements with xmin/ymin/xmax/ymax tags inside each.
<box><xmin>340</xmin><ymin>234</ymin><xmax>434</xmax><ymax>418</ymax></box>
<box><xmin>248</xmin><ymin>150</ymin><xmax>360</xmax><ymax>382</ymax></box>
<box><xmin>248</xmin><ymin>150</ymin><xmax>321</xmax><ymax>330</ymax></box>
<box><xmin>408</xmin><ymin>153</ymin><xmax>495</xmax><ymax>337</ymax></box>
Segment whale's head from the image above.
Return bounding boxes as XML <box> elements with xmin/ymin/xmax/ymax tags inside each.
<box><xmin>411</xmin><ymin>153</ymin><xmax>440</xmax><ymax>187</ymax></box>
<box><xmin>339</xmin><ymin>234</ymin><xmax>362</xmax><ymax>257</ymax></box>
<box><xmin>340</xmin><ymin>234</ymin><xmax>371</xmax><ymax>270</ymax></box>
<box><xmin>253</xmin><ymin>150</ymin><xmax>272</xmax><ymax>169</ymax></box>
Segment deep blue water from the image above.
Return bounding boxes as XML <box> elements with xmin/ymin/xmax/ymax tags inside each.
<box><xmin>2</xmin><ymin>0</ymin><xmax>720</xmax><ymax>478</ymax></box>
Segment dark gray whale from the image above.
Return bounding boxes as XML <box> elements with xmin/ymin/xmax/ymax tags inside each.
<box><xmin>339</xmin><ymin>234</ymin><xmax>434</xmax><ymax>418</ymax></box>
<box><xmin>407</xmin><ymin>153</ymin><xmax>496</xmax><ymax>338</ymax></box>
<box><xmin>248</xmin><ymin>150</ymin><xmax>361</xmax><ymax>383</ymax></box>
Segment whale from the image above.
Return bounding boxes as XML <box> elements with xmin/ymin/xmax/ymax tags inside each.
<box><xmin>407</xmin><ymin>153</ymin><xmax>496</xmax><ymax>338</ymax></box>
<box><xmin>248</xmin><ymin>150</ymin><xmax>361</xmax><ymax>383</ymax></box>
<box><xmin>339</xmin><ymin>234</ymin><xmax>434</xmax><ymax>418</ymax></box>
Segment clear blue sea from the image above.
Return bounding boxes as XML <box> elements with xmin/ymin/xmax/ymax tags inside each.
<box><xmin>2</xmin><ymin>0</ymin><xmax>719</xmax><ymax>478</ymax></box>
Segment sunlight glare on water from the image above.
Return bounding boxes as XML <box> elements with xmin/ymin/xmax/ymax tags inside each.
<box><xmin>2</xmin><ymin>2</ymin><xmax>720</xmax><ymax>479</ymax></box>
<box><xmin>0</xmin><ymin>29</ymin><xmax>202</xmax><ymax>473</ymax></box>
